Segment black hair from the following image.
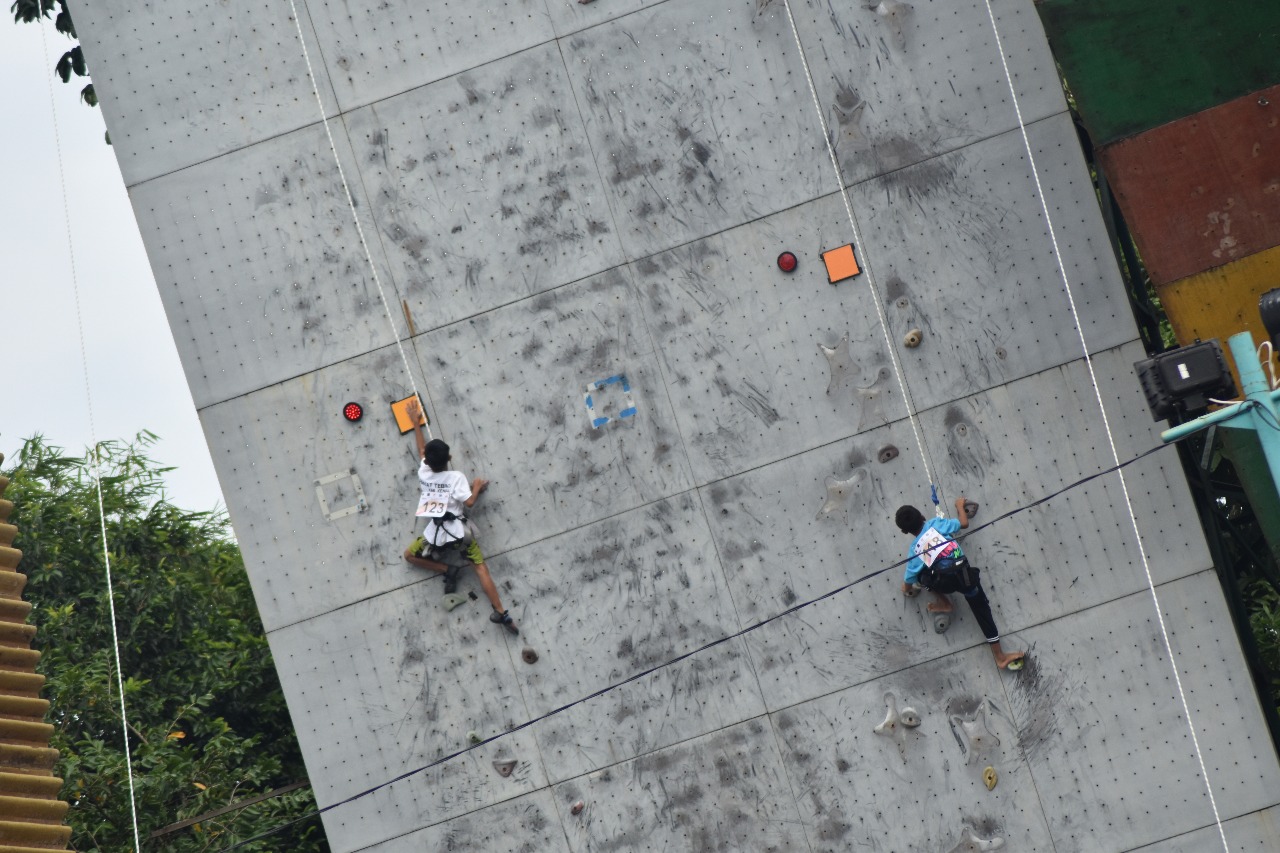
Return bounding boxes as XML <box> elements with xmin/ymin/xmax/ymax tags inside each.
<box><xmin>895</xmin><ymin>505</ymin><xmax>925</xmax><ymax>536</ymax></box>
<box><xmin>423</xmin><ymin>438</ymin><xmax>450</xmax><ymax>473</ymax></box>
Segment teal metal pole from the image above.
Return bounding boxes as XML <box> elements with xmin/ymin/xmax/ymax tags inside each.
<box><xmin>1158</xmin><ymin>332</ymin><xmax>1280</xmax><ymax>497</ymax></box>
<box><xmin>1227</xmin><ymin>332</ymin><xmax>1280</xmax><ymax>493</ymax></box>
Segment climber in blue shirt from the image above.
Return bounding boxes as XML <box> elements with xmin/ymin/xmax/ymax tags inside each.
<box><xmin>896</xmin><ymin>497</ymin><xmax>1025</xmax><ymax>670</ymax></box>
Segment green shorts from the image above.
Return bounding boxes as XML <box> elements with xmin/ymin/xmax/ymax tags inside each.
<box><xmin>407</xmin><ymin>534</ymin><xmax>485</xmax><ymax>567</ymax></box>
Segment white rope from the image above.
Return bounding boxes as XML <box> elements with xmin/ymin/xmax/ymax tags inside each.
<box><xmin>285</xmin><ymin>0</ymin><xmax>432</xmax><ymax>440</ymax></box>
<box><xmin>37</xmin><ymin>21</ymin><xmax>142</xmax><ymax>852</ymax></box>
<box><xmin>778</xmin><ymin>0</ymin><xmax>941</xmax><ymax>500</ymax></box>
<box><xmin>978</xmin><ymin>2</ymin><xmax>1229</xmax><ymax>849</ymax></box>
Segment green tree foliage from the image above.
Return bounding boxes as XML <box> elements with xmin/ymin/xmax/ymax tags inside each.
<box><xmin>3</xmin><ymin>435</ymin><xmax>327</xmax><ymax>851</ymax></box>
<box><xmin>10</xmin><ymin>0</ymin><xmax>97</xmax><ymax>109</ymax></box>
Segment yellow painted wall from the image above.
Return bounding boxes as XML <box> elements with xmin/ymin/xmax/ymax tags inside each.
<box><xmin>1159</xmin><ymin>243</ymin><xmax>1280</xmax><ymax>387</ymax></box>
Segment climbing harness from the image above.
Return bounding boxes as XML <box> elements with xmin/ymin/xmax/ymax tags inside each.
<box><xmin>977</xmin><ymin>2</ymin><xmax>1228</xmax><ymax>848</ymax></box>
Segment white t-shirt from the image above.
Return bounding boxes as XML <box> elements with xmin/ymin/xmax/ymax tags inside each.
<box><xmin>417</xmin><ymin>464</ymin><xmax>471</xmax><ymax>546</ymax></box>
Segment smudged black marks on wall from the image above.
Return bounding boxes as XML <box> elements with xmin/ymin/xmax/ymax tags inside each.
<box><xmin>867</xmin><ymin>1</ymin><xmax>914</xmax><ymax>53</ymax></box>
<box><xmin>753</xmin><ymin>0</ymin><xmax>779</xmax><ymax>18</ymax></box>
<box><xmin>253</xmin><ymin>185</ymin><xmax>280</xmax><ymax>208</ymax></box>
<box><xmin>662</xmin><ymin>240</ymin><xmax>730</xmax><ymax>320</ymax></box>
<box><xmin>943</xmin><ymin>404</ymin><xmax>995</xmax><ymax>479</ymax></box>
<box><xmin>875</xmin><ymin>132</ymin><xmax>960</xmax><ymax>205</ymax></box>
<box><xmin>1008</xmin><ymin>653</ymin><xmax>1079</xmax><ymax>762</ymax></box>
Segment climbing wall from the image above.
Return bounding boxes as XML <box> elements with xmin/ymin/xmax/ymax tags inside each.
<box><xmin>72</xmin><ymin>0</ymin><xmax>1280</xmax><ymax>850</ymax></box>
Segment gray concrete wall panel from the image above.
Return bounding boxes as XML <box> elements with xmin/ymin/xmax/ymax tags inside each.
<box><xmin>411</xmin><ymin>267</ymin><xmax>693</xmax><ymax>554</ymax></box>
<box><xmin>354</xmin><ymin>790</ymin><xmax>567</xmax><ymax>852</ymax></box>
<box><xmin>1005</xmin><ymin>571</ymin><xmax>1280</xmax><ymax>852</ymax></box>
<box><xmin>494</xmin><ymin>493</ymin><xmax>766</xmax><ymax>782</ymax></box>
<box><xmin>302</xmin><ymin>0</ymin><xmax>556</xmax><ymax>113</ymax></box>
<box><xmin>342</xmin><ymin>42</ymin><xmax>626</xmax><ymax>332</ymax></box>
<box><xmin>543</xmin><ymin>0</ymin><xmax>670</xmax><ymax>39</ymax></box>
<box><xmin>767</xmin><ymin>572</ymin><xmax>1280</xmax><ymax>853</ymax></box>
<box><xmin>72</xmin><ymin>0</ymin><xmax>339</xmax><ymax>186</ymax></box>
<box><xmin>852</xmin><ymin>113</ymin><xmax>1137</xmax><ymax>412</ymax></box>
<box><xmin>559</xmin><ymin>0</ymin><xmax>833</xmax><ymax>259</ymax></box>
<box><xmin>528</xmin><ymin>637</ymin><xmax>764</xmax><ymax>784</ymax></box>
<box><xmin>268</xmin><ymin>578</ymin><xmax>548</xmax><ymax>851</ymax></box>
<box><xmin>551</xmin><ymin>718</ymin><xmax>809</xmax><ymax>852</ymax></box>
<box><xmin>130</xmin><ymin>121</ymin><xmax>405</xmax><ymax>408</ymax></box>
<box><xmin>199</xmin><ymin>342</ymin><xmax>433</xmax><ymax>631</ymax></box>
<box><xmin>712</xmin><ymin>347</ymin><xmax>1207</xmax><ymax>712</ymax></box>
<box><xmin>790</xmin><ymin>0</ymin><xmax>1066</xmax><ymax>186</ymax></box>
<box><xmin>1132</xmin><ymin>806</ymin><xmax>1280</xmax><ymax>852</ymax></box>
<box><xmin>771</xmin><ymin>645</ymin><xmax>1056</xmax><ymax>852</ymax></box>
<box><xmin>636</xmin><ymin>193</ymin><xmax>906</xmax><ymax>483</ymax></box>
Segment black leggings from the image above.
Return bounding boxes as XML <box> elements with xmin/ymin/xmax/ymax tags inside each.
<box><xmin>926</xmin><ymin>564</ymin><xmax>1000</xmax><ymax>643</ymax></box>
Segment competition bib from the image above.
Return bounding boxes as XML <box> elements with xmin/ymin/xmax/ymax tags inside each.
<box><xmin>416</xmin><ymin>481</ymin><xmax>451</xmax><ymax>518</ymax></box>
<box><xmin>915</xmin><ymin>527</ymin><xmax>956</xmax><ymax>567</ymax></box>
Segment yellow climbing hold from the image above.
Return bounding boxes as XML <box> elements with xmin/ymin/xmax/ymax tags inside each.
<box><xmin>983</xmin><ymin>766</ymin><xmax>998</xmax><ymax>790</ymax></box>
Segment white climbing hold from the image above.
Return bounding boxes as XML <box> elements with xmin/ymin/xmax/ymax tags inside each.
<box><xmin>900</xmin><ymin>707</ymin><xmax>921</xmax><ymax>728</ymax></box>
<box><xmin>492</xmin><ymin>758</ymin><xmax>517</xmax><ymax>778</ymax></box>
<box><xmin>873</xmin><ymin>692</ymin><xmax>909</xmax><ymax>759</ymax></box>
<box><xmin>947</xmin><ymin>827</ymin><xmax>1004</xmax><ymax>853</ymax></box>
<box><xmin>950</xmin><ymin>702</ymin><xmax>1001</xmax><ymax>765</ymax></box>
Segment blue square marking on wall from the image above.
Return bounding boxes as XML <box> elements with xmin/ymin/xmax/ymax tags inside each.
<box><xmin>584</xmin><ymin>373</ymin><xmax>637</xmax><ymax>428</ymax></box>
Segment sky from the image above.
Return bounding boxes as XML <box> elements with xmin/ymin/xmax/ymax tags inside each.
<box><xmin>1</xmin><ymin>17</ymin><xmax>225</xmax><ymax>513</ymax></box>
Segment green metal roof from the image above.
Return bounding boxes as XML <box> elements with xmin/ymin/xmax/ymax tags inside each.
<box><xmin>1036</xmin><ymin>0</ymin><xmax>1280</xmax><ymax>144</ymax></box>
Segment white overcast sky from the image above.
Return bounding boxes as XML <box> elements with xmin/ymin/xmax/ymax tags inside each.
<box><xmin>2</xmin><ymin>18</ymin><xmax>224</xmax><ymax>513</ymax></box>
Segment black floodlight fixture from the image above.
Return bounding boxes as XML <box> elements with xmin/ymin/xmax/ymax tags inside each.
<box><xmin>1260</xmin><ymin>288</ymin><xmax>1280</xmax><ymax>351</ymax></box>
<box><xmin>1134</xmin><ymin>339</ymin><xmax>1236</xmax><ymax>422</ymax></box>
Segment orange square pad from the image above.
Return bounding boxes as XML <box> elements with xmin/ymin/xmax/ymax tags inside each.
<box><xmin>391</xmin><ymin>394</ymin><xmax>429</xmax><ymax>434</ymax></box>
<box><xmin>822</xmin><ymin>244</ymin><xmax>860</xmax><ymax>283</ymax></box>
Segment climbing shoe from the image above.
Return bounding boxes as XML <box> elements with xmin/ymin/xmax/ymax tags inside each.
<box><xmin>443</xmin><ymin>564</ymin><xmax>462</xmax><ymax>595</ymax></box>
<box><xmin>489</xmin><ymin>609</ymin><xmax>519</xmax><ymax>635</ymax></box>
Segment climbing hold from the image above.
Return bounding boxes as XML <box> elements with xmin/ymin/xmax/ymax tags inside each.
<box><xmin>873</xmin><ymin>692</ymin><xmax>910</xmax><ymax>760</ymax></box>
<box><xmin>818</xmin><ymin>334</ymin><xmax>856</xmax><ymax>395</ymax></box>
<box><xmin>467</xmin><ymin>730</ymin><xmax>483</xmax><ymax>744</ymax></box>
<box><xmin>442</xmin><ymin>593</ymin><xmax>469</xmax><ymax>611</ymax></box>
<box><xmin>816</xmin><ymin>469</ymin><xmax>868</xmax><ymax>520</ymax></box>
<box><xmin>946</xmin><ymin>827</ymin><xmax>1004</xmax><ymax>853</ymax></box>
<box><xmin>777</xmin><ymin>251</ymin><xmax>798</xmax><ymax>272</ymax></box>
<box><xmin>570</xmin><ymin>800</ymin><xmax>586</xmax><ymax>816</ymax></box>
<box><xmin>950</xmin><ymin>702</ymin><xmax>1001</xmax><ymax>765</ymax></box>
<box><xmin>522</xmin><ymin>647</ymin><xmax>539</xmax><ymax>664</ymax></box>
<box><xmin>878</xmin><ymin>445</ymin><xmax>899</xmax><ymax>463</ymax></box>
<box><xmin>932</xmin><ymin>611</ymin><xmax>951</xmax><ymax>634</ymax></box>
<box><xmin>903</xmin><ymin>328</ymin><xmax>923</xmax><ymax>348</ymax></box>
<box><xmin>492</xmin><ymin>759</ymin><xmax>517</xmax><ymax>778</ymax></box>
<box><xmin>900</xmin><ymin>707</ymin><xmax>921</xmax><ymax>728</ymax></box>
<box><xmin>983</xmin><ymin>766</ymin><xmax>998</xmax><ymax>790</ymax></box>
<box><xmin>963</xmin><ymin>500</ymin><xmax>979</xmax><ymax>519</ymax></box>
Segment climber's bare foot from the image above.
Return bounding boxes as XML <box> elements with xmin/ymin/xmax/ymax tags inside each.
<box><xmin>994</xmin><ymin>649</ymin><xmax>1026</xmax><ymax>670</ymax></box>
